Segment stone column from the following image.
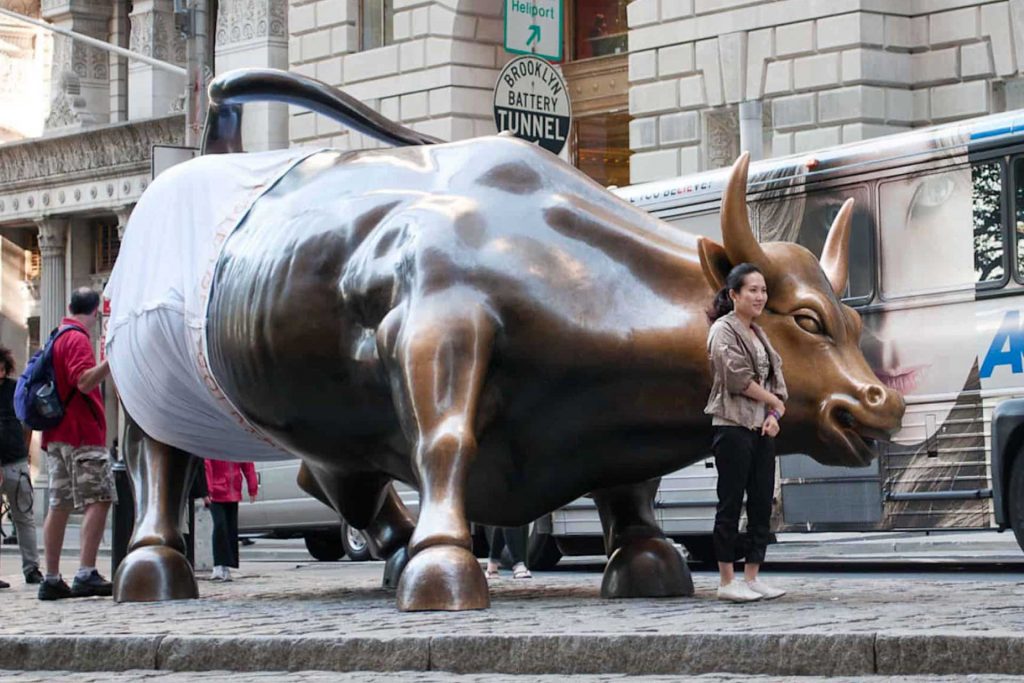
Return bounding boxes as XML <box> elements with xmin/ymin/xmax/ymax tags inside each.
<box><xmin>42</xmin><ymin>0</ymin><xmax>113</xmax><ymax>131</ymax></box>
<box><xmin>35</xmin><ymin>216</ymin><xmax>68</xmax><ymax>339</ymax></box>
<box><xmin>128</xmin><ymin>0</ymin><xmax>186</xmax><ymax>119</ymax></box>
<box><xmin>216</xmin><ymin>0</ymin><xmax>288</xmax><ymax>150</ymax></box>
<box><xmin>108</xmin><ymin>0</ymin><xmax>129</xmax><ymax>122</ymax></box>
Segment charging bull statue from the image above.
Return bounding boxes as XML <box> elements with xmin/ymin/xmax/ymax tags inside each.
<box><xmin>106</xmin><ymin>69</ymin><xmax>904</xmax><ymax>610</ymax></box>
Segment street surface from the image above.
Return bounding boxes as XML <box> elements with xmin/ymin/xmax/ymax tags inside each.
<box><xmin>0</xmin><ymin>529</ymin><xmax>1023</xmax><ymax>679</ymax></box>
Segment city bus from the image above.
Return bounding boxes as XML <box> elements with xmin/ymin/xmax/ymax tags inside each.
<box><xmin>534</xmin><ymin>108</ymin><xmax>1024</xmax><ymax>565</ymax></box>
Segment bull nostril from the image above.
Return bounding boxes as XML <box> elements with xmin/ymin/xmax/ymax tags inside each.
<box><xmin>863</xmin><ymin>384</ymin><xmax>885</xmax><ymax>407</ymax></box>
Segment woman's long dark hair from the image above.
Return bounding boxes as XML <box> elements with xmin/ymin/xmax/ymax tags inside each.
<box><xmin>0</xmin><ymin>346</ymin><xmax>14</xmax><ymax>377</ymax></box>
<box><xmin>708</xmin><ymin>263</ymin><xmax>763</xmax><ymax>321</ymax></box>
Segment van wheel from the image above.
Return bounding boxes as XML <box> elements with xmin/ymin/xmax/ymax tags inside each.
<box><xmin>341</xmin><ymin>522</ymin><xmax>372</xmax><ymax>562</ymax></box>
<box><xmin>304</xmin><ymin>532</ymin><xmax>344</xmax><ymax>562</ymax></box>
<box><xmin>526</xmin><ymin>528</ymin><xmax>562</xmax><ymax>570</ymax></box>
<box><xmin>1009</xmin><ymin>455</ymin><xmax>1024</xmax><ymax>552</ymax></box>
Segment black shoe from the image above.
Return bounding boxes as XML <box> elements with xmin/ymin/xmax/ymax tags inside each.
<box><xmin>2</xmin><ymin>535</ymin><xmax>17</xmax><ymax>545</ymax></box>
<box><xmin>24</xmin><ymin>568</ymin><xmax>43</xmax><ymax>584</ymax></box>
<box><xmin>38</xmin><ymin>578</ymin><xmax>72</xmax><ymax>600</ymax></box>
<box><xmin>0</xmin><ymin>578</ymin><xmax>9</xmax><ymax>589</ymax></box>
<box><xmin>240</xmin><ymin>537</ymin><xmax>255</xmax><ymax>546</ymax></box>
<box><xmin>70</xmin><ymin>570</ymin><xmax>112</xmax><ymax>598</ymax></box>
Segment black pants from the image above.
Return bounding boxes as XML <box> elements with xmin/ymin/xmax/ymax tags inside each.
<box><xmin>209</xmin><ymin>501</ymin><xmax>239</xmax><ymax>568</ymax></box>
<box><xmin>712</xmin><ymin>426</ymin><xmax>775</xmax><ymax>565</ymax></box>
<box><xmin>486</xmin><ymin>525</ymin><xmax>528</xmax><ymax>564</ymax></box>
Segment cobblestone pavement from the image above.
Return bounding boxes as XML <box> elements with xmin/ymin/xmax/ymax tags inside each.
<box><xmin>1</xmin><ymin>559</ymin><xmax>1022</xmax><ymax>638</ymax></box>
<box><xmin>1</xmin><ymin>558</ymin><xmax>1023</xmax><ymax>676</ymax></box>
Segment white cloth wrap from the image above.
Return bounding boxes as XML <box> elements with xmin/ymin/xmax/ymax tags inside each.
<box><xmin>104</xmin><ymin>148</ymin><xmax>323</xmax><ymax>462</ymax></box>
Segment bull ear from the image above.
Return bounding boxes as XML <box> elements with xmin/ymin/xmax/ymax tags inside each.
<box><xmin>820</xmin><ymin>198</ymin><xmax>855</xmax><ymax>296</ymax></box>
<box><xmin>698</xmin><ymin>237</ymin><xmax>731</xmax><ymax>291</ymax></box>
<box><xmin>721</xmin><ymin>151</ymin><xmax>769</xmax><ymax>270</ymax></box>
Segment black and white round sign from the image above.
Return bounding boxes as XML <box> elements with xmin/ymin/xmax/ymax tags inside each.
<box><xmin>493</xmin><ymin>55</ymin><xmax>572</xmax><ymax>155</ymax></box>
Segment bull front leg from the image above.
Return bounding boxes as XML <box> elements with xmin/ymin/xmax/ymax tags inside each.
<box><xmin>379</xmin><ymin>299</ymin><xmax>495</xmax><ymax>611</ymax></box>
<box><xmin>296</xmin><ymin>464</ymin><xmax>415</xmax><ymax>587</ymax></box>
<box><xmin>593</xmin><ymin>478</ymin><xmax>694</xmax><ymax>599</ymax></box>
<box><xmin>113</xmin><ymin>414</ymin><xmax>200</xmax><ymax>602</ymax></box>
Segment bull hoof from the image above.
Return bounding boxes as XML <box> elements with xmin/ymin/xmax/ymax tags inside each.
<box><xmin>396</xmin><ymin>545</ymin><xmax>489</xmax><ymax>611</ymax></box>
<box><xmin>382</xmin><ymin>545</ymin><xmax>410</xmax><ymax>590</ymax></box>
<box><xmin>113</xmin><ymin>546</ymin><xmax>198</xmax><ymax>603</ymax></box>
<box><xmin>601</xmin><ymin>537</ymin><xmax>694</xmax><ymax>599</ymax></box>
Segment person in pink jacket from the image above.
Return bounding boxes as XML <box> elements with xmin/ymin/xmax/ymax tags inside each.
<box><xmin>203</xmin><ymin>459</ymin><xmax>258</xmax><ymax>581</ymax></box>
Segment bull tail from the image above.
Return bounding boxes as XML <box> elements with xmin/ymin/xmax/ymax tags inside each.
<box><xmin>201</xmin><ymin>68</ymin><xmax>441</xmax><ymax>155</ymax></box>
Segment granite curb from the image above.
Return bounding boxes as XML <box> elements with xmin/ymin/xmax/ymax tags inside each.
<box><xmin>1</xmin><ymin>631</ymin><xmax>1023</xmax><ymax>676</ymax></box>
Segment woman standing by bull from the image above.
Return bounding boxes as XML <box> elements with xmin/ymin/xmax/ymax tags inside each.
<box><xmin>705</xmin><ymin>263</ymin><xmax>788</xmax><ymax>603</ymax></box>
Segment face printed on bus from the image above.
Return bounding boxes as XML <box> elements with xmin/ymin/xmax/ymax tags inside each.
<box><xmin>859</xmin><ymin>165</ymin><xmax>978</xmax><ymax>437</ymax></box>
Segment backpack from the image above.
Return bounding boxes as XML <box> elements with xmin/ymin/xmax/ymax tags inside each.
<box><xmin>14</xmin><ymin>325</ymin><xmax>86</xmax><ymax>431</ymax></box>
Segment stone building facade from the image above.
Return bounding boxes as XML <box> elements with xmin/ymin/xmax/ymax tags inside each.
<box><xmin>286</xmin><ymin>0</ymin><xmax>1024</xmax><ymax>186</ymax></box>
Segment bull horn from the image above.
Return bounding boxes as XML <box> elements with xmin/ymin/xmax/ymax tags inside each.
<box><xmin>720</xmin><ymin>151</ymin><xmax>769</xmax><ymax>270</ymax></box>
<box><xmin>820</xmin><ymin>198</ymin><xmax>855</xmax><ymax>296</ymax></box>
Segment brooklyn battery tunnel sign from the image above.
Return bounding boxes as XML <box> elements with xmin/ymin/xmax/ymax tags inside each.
<box><xmin>493</xmin><ymin>55</ymin><xmax>572</xmax><ymax>155</ymax></box>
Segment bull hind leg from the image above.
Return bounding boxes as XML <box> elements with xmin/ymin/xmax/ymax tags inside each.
<box><xmin>113</xmin><ymin>414</ymin><xmax>200</xmax><ymax>602</ymax></box>
<box><xmin>594</xmin><ymin>478</ymin><xmax>694</xmax><ymax>599</ymax></box>
<box><xmin>297</xmin><ymin>463</ymin><xmax>415</xmax><ymax>587</ymax></box>
<box><xmin>379</xmin><ymin>300</ymin><xmax>495</xmax><ymax>611</ymax></box>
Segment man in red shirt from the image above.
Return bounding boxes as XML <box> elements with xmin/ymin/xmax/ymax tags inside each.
<box><xmin>37</xmin><ymin>288</ymin><xmax>114</xmax><ymax>600</ymax></box>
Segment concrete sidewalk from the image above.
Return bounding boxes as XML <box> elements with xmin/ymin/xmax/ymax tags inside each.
<box><xmin>1</xmin><ymin>554</ymin><xmax>1024</xmax><ymax>677</ymax></box>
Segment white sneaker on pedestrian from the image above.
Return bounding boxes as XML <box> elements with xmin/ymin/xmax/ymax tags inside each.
<box><xmin>746</xmin><ymin>579</ymin><xmax>786</xmax><ymax>600</ymax></box>
<box><xmin>210</xmin><ymin>566</ymin><xmax>225</xmax><ymax>581</ymax></box>
<box><xmin>221</xmin><ymin>567</ymin><xmax>233</xmax><ymax>582</ymax></box>
<box><xmin>717</xmin><ymin>581</ymin><xmax>762</xmax><ymax>603</ymax></box>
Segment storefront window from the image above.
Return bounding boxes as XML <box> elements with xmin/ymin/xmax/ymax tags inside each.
<box><xmin>575</xmin><ymin>112</ymin><xmax>631</xmax><ymax>187</ymax></box>
<box><xmin>572</xmin><ymin>0</ymin><xmax>627</xmax><ymax>60</ymax></box>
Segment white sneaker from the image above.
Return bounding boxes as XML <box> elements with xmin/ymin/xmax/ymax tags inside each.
<box><xmin>221</xmin><ymin>567</ymin><xmax>233</xmax><ymax>582</ymax></box>
<box><xmin>210</xmin><ymin>566</ymin><xmax>225</xmax><ymax>581</ymax></box>
<box><xmin>717</xmin><ymin>581</ymin><xmax>762</xmax><ymax>603</ymax></box>
<box><xmin>746</xmin><ymin>579</ymin><xmax>786</xmax><ymax>600</ymax></box>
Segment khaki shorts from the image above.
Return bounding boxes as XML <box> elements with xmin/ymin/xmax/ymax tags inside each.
<box><xmin>46</xmin><ymin>443</ymin><xmax>116</xmax><ymax>511</ymax></box>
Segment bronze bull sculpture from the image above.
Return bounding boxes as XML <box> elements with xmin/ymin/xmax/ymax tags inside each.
<box><xmin>108</xmin><ymin>70</ymin><xmax>904</xmax><ymax>610</ymax></box>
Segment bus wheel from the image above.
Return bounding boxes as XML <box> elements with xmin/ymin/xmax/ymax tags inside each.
<box><xmin>526</xmin><ymin>527</ymin><xmax>562</xmax><ymax>570</ymax></box>
<box><xmin>678</xmin><ymin>536</ymin><xmax>716</xmax><ymax>564</ymax></box>
<box><xmin>1009</xmin><ymin>455</ymin><xmax>1024</xmax><ymax>553</ymax></box>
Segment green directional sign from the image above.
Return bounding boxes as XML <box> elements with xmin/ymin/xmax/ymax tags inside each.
<box><xmin>504</xmin><ymin>0</ymin><xmax>562</xmax><ymax>62</ymax></box>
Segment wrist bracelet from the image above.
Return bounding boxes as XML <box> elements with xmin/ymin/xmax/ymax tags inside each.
<box><xmin>767</xmin><ymin>408</ymin><xmax>781</xmax><ymax>421</ymax></box>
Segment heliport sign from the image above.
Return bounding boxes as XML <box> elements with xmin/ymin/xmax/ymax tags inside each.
<box><xmin>493</xmin><ymin>55</ymin><xmax>572</xmax><ymax>155</ymax></box>
<box><xmin>504</xmin><ymin>0</ymin><xmax>562</xmax><ymax>62</ymax></box>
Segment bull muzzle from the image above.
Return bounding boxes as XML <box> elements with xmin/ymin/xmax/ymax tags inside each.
<box><xmin>818</xmin><ymin>383</ymin><xmax>906</xmax><ymax>466</ymax></box>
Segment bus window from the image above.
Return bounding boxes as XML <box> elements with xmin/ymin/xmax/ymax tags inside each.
<box><xmin>663</xmin><ymin>210</ymin><xmax>721</xmax><ymax>243</ymax></box>
<box><xmin>1013</xmin><ymin>157</ymin><xmax>1024</xmax><ymax>280</ymax></box>
<box><xmin>879</xmin><ymin>166</ymin><xmax>976</xmax><ymax>298</ymax></box>
<box><xmin>971</xmin><ymin>161</ymin><xmax>1004</xmax><ymax>286</ymax></box>
<box><xmin>795</xmin><ymin>187</ymin><xmax>873</xmax><ymax>302</ymax></box>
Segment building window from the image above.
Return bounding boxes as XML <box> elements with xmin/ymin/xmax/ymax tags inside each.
<box><xmin>572</xmin><ymin>0</ymin><xmax>627</xmax><ymax>61</ymax></box>
<box><xmin>93</xmin><ymin>219</ymin><xmax>120</xmax><ymax>273</ymax></box>
<box><xmin>360</xmin><ymin>0</ymin><xmax>393</xmax><ymax>51</ymax></box>
<box><xmin>574</xmin><ymin>111</ymin><xmax>631</xmax><ymax>187</ymax></box>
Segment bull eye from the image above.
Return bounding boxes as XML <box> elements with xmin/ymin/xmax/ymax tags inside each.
<box><xmin>795</xmin><ymin>314</ymin><xmax>824</xmax><ymax>335</ymax></box>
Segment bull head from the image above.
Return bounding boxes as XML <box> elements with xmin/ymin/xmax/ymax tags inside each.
<box><xmin>697</xmin><ymin>152</ymin><xmax>905</xmax><ymax>466</ymax></box>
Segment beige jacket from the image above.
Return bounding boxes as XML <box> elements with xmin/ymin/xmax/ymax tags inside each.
<box><xmin>704</xmin><ymin>311</ymin><xmax>788</xmax><ymax>430</ymax></box>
